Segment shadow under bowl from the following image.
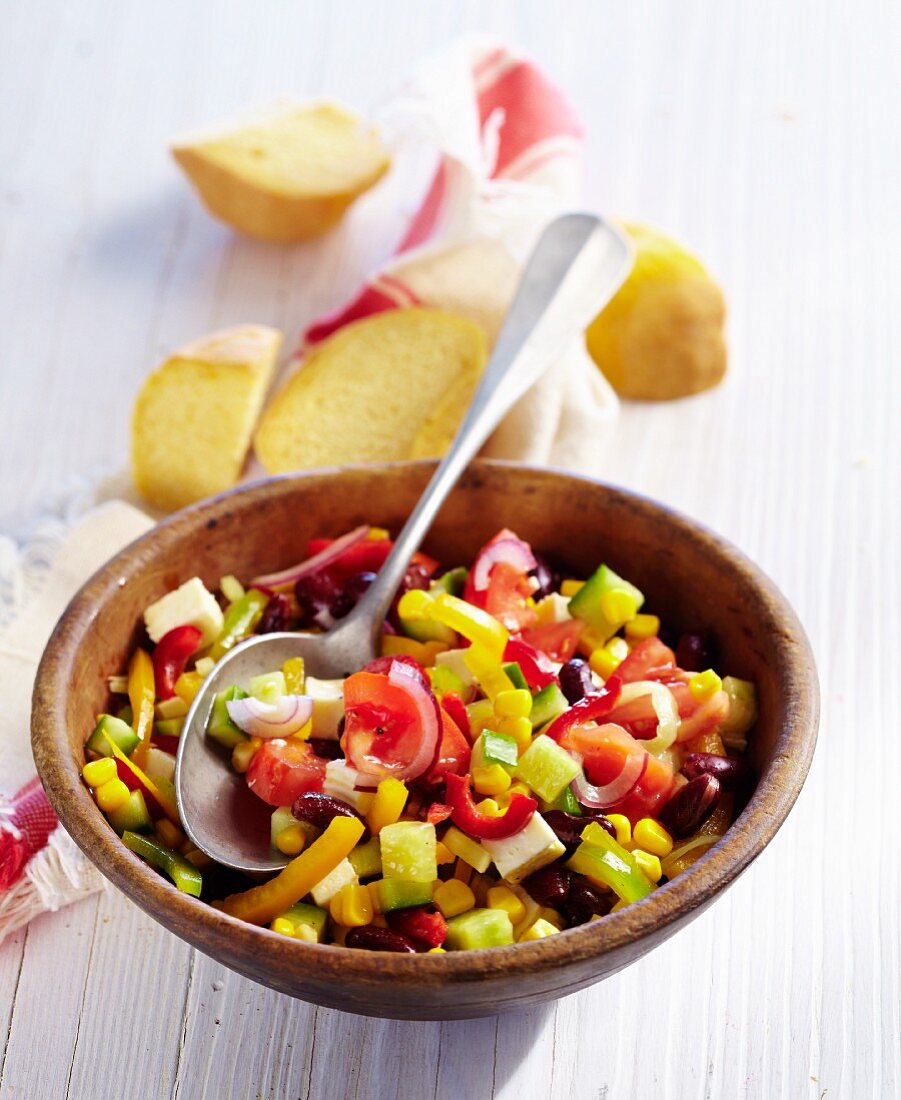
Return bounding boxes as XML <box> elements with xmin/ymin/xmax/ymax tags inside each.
<box><xmin>31</xmin><ymin>460</ymin><xmax>819</xmax><ymax>1020</ymax></box>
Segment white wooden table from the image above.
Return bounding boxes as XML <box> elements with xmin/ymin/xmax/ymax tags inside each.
<box><xmin>1</xmin><ymin>2</ymin><xmax>898</xmax><ymax>1097</ymax></box>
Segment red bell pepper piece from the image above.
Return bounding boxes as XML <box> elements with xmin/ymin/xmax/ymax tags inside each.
<box><xmin>441</xmin><ymin>691</ymin><xmax>471</xmax><ymax>742</ymax></box>
<box><xmin>388</xmin><ymin>906</ymin><xmax>448</xmax><ymax>948</ymax></box>
<box><xmin>445</xmin><ymin>774</ymin><xmax>537</xmax><ymax>840</ymax></box>
<box><xmin>503</xmin><ymin>638</ymin><xmax>557</xmax><ymax>690</ymax></box>
<box><xmin>427</xmin><ymin>802</ymin><xmax>453</xmax><ymax>825</ymax></box>
<box><xmin>545</xmin><ymin>675</ymin><xmax>623</xmax><ymax>743</ymax></box>
<box><xmin>152</xmin><ymin>625</ymin><xmax>203</xmax><ymax>701</ymax></box>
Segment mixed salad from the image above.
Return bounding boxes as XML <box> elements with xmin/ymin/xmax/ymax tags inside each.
<box><xmin>82</xmin><ymin>525</ymin><xmax>757</xmax><ymax>953</ymax></box>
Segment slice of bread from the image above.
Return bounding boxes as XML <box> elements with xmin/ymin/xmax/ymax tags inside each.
<box><xmin>171</xmin><ymin>100</ymin><xmax>390</xmax><ymax>242</ymax></box>
<box><xmin>132</xmin><ymin>324</ymin><xmax>282</xmax><ymax>511</ymax></box>
<box><xmin>253</xmin><ymin>308</ymin><xmax>487</xmax><ymax>474</ymax></box>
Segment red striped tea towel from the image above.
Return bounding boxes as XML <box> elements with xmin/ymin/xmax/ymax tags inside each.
<box><xmin>303</xmin><ymin>39</ymin><xmax>618</xmax><ymax>470</ymax></box>
<box><xmin>0</xmin><ymin>502</ymin><xmax>153</xmax><ymax>941</ymax></box>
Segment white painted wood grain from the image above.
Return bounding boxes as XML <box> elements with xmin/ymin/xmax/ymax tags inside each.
<box><xmin>1</xmin><ymin>0</ymin><xmax>898</xmax><ymax>1097</ymax></box>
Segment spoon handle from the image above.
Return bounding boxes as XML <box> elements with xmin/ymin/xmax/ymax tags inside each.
<box><xmin>339</xmin><ymin>213</ymin><xmax>633</xmax><ymax>654</ymax></box>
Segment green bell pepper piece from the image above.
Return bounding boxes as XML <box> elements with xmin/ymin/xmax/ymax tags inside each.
<box><xmin>207</xmin><ymin>685</ymin><xmax>250</xmax><ymax>749</ymax></box>
<box><xmin>213</xmin><ymin>588</ymin><xmax>269</xmax><ymax>657</ymax></box>
<box><xmin>122</xmin><ymin>830</ymin><xmax>203</xmax><ymax>896</ymax></box>
<box><xmin>567</xmin><ymin>822</ymin><xmax>653</xmax><ymax>904</ymax></box>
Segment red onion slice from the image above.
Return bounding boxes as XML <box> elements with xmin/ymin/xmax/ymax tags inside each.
<box><xmin>471</xmin><ymin>537</ymin><xmax>537</xmax><ymax>592</ymax></box>
<box><xmin>616</xmin><ymin>681</ymin><xmax>681</xmax><ymax>755</ymax></box>
<box><xmin>226</xmin><ymin>694</ymin><xmax>314</xmax><ymax>739</ymax></box>
<box><xmin>250</xmin><ymin>525</ymin><xmax>370</xmax><ymax>589</ymax></box>
<box><xmin>569</xmin><ymin>750</ymin><xmax>648</xmax><ymax>809</ymax></box>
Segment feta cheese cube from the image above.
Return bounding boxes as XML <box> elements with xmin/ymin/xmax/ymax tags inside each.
<box><xmin>482</xmin><ymin>812</ymin><xmax>565</xmax><ymax>885</ymax></box>
<box><xmin>144</xmin><ymin>577</ymin><xmax>224</xmax><ymax>647</ymax></box>
<box><xmin>305</xmin><ymin>676</ymin><xmax>345</xmax><ymax>739</ymax></box>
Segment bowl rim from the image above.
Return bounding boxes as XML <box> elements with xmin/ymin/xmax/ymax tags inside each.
<box><xmin>32</xmin><ymin>459</ymin><xmax>820</xmax><ymax>990</ymax></box>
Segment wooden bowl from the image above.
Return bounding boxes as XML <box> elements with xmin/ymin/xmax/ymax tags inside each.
<box><xmin>32</xmin><ymin>461</ymin><xmax>818</xmax><ymax>1020</ymax></box>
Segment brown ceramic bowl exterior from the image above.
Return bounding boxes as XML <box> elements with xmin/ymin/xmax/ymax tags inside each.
<box><xmin>32</xmin><ymin>461</ymin><xmax>818</xmax><ymax>1020</ymax></box>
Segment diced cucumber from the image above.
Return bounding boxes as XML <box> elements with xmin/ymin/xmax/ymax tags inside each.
<box><xmin>399</xmin><ymin>614</ymin><xmax>458</xmax><ymax>646</ymax></box>
<box><xmin>427</xmin><ymin>664</ymin><xmax>466</xmax><ymax>700</ymax></box>
<box><xmin>514</xmin><ymin>734</ymin><xmax>581</xmax><ymax>802</ymax></box>
<box><xmin>278</xmin><ymin>902</ymin><xmax>329</xmax><ymax>941</ymax></box>
<box><xmin>379</xmin><ymin>821</ymin><xmax>437</xmax><ymax>882</ymax></box>
<box><xmin>249</xmin><ymin>670</ymin><xmax>286</xmax><ymax>703</ymax></box>
<box><xmin>529</xmin><ymin>682</ymin><xmax>569</xmax><ymax>730</ymax></box>
<box><xmin>154</xmin><ymin>717</ymin><xmax>184</xmax><ymax>739</ymax></box>
<box><xmin>207</xmin><ymin>686</ymin><xmax>249</xmax><ymax>749</ymax></box>
<box><xmin>568</xmin><ymin>564</ymin><xmax>644</xmax><ymax>642</ymax></box>
<box><xmin>86</xmin><ymin>714</ymin><xmax>139</xmax><ymax>758</ymax></box>
<box><xmin>429</xmin><ymin>566</ymin><xmax>468</xmax><ymax>597</ymax></box>
<box><xmin>377</xmin><ymin>878</ymin><xmax>434</xmax><ymax>912</ymax></box>
<box><xmin>445</xmin><ymin>908</ymin><xmax>513</xmax><ymax>950</ymax></box>
<box><xmin>721</xmin><ymin>677</ymin><xmax>758</xmax><ymax>737</ymax></box>
<box><xmin>107</xmin><ymin>789</ymin><xmax>152</xmax><ymax>835</ymax></box>
<box><xmin>502</xmin><ymin>662</ymin><xmax>529</xmax><ymax>691</ymax></box>
<box><xmin>348</xmin><ymin>837</ymin><xmax>383</xmax><ymax>880</ymax></box>
<box><xmin>471</xmin><ymin>729</ymin><xmax>518</xmax><ymax>771</ymax></box>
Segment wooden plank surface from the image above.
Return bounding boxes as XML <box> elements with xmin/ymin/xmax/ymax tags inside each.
<box><xmin>1</xmin><ymin>1</ymin><xmax>898</xmax><ymax>1097</ymax></box>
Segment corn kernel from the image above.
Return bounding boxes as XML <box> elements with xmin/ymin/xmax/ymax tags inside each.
<box><xmin>476</xmin><ymin>798</ymin><xmax>503</xmax><ymax>818</ymax></box>
<box><xmin>275</xmin><ymin>824</ymin><xmax>308</xmax><ymax>856</ymax></box>
<box><xmin>428</xmin><ymin>946</ymin><xmax>446</xmax><ymax>954</ymax></box>
<box><xmin>155</xmin><ymin>819</ymin><xmax>184</xmax><ymax>849</ymax></box>
<box><xmin>184</xmin><ymin>847</ymin><xmax>212</xmax><ymax>868</ymax></box>
<box><xmin>293</xmin><ymin>719</ymin><xmax>313</xmax><ymax>742</ymax></box>
<box><xmin>294</xmin><ymin>923</ymin><xmax>319</xmax><ymax>943</ymax></box>
<box><xmin>606</xmin><ymin>813</ymin><xmax>632</xmax><ymax>846</ymax></box>
<box><xmin>471</xmin><ymin>764</ymin><xmax>512</xmax><ymax>797</ymax></box>
<box><xmin>397</xmin><ymin>588</ymin><xmax>433</xmax><ymax>620</ymax></box>
<box><xmin>589</xmin><ymin>647</ymin><xmax>621</xmax><ymax>680</ymax></box>
<box><xmin>366</xmin><ymin>881</ymin><xmax>384</xmax><ymax>914</ymax></box>
<box><xmin>366</xmin><ymin>777</ymin><xmax>409</xmax><ymax>835</ymax></box>
<box><xmin>494</xmin><ymin>689</ymin><xmax>532</xmax><ymax>719</ymax></box>
<box><xmin>95</xmin><ymin>778</ymin><xmax>130</xmax><ymax>813</ymax></box>
<box><xmin>231</xmin><ymin>740</ymin><xmax>258</xmax><ymax>774</ymax></box>
<box><xmin>466</xmin><ymin>699</ymin><xmax>496</xmax><ymax>738</ymax></box>
<box><xmin>173</xmin><ymin>671</ymin><xmax>204</xmax><ymax>705</ymax></box>
<box><xmin>82</xmin><ymin>758</ymin><xmax>117</xmax><ymax>788</ymax></box>
<box><xmin>600</xmin><ymin>590</ymin><xmax>639</xmax><ymax>625</ymax></box>
<box><xmin>486</xmin><ymin>885</ymin><xmax>526</xmax><ymax>925</ymax></box>
<box><xmin>367</xmin><ymin>526</ymin><xmax>390</xmax><ymax>540</ymax></box>
<box><xmin>435</xmin><ymin>841</ymin><xmax>455</xmax><ymax>865</ymax></box>
<box><xmin>633</xmin><ymin>818</ymin><xmax>674</xmax><ymax>857</ymax></box>
<box><xmin>633</xmin><ymin>849</ymin><xmax>662</xmax><ymax>883</ymax></box>
<box><xmin>560</xmin><ymin>579</ymin><xmax>584</xmax><ymax>598</ymax></box>
<box><xmin>610</xmin><ymin>899</ymin><xmax>628</xmax><ymax>913</ymax></box>
<box><xmin>494</xmin><ymin>715</ymin><xmax>532</xmax><ymax>752</ymax></box>
<box><xmin>518</xmin><ymin>918</ymin><xmax>559</xmax><ymax>942</ymax></box>
<box><xmin>271</xmin><ymin>917</ymin><xmax>295</xmax><ymax>937</ymax></box>
<box><xmin>220</xmin><ymin>574</ymin><xmax>245</xmax><ymax>603</ymax></box>
<box><xmin>625</xmin><ymin>613</ymin><xmax>661</xmax><ymax>641</ymax></box>
<box><xmin>434</xmin><ymin>879</ymin><xmax>476</xmax><ymax>918</ymax></box>
<box><xmin>577</xmin><ymin>627</ymin><xmax>607</xmax><ymax>658</ymax></box>
<box><xmin>329</xmin><ymin>883</ymin><xmax>373</xmax><ymax>928</ymax></box>
<box><xmin>282</xmin><ymin>657</ymin><xmax>305</xmax><ymax>694</ymax></box>
<box><xmin>689</xmin><ymin>669</ymin><xmax>723</xmax><ymax>701</ymax></box>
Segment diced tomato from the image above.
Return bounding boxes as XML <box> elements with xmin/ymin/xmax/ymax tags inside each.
<box><xmin>615</xmin><ymin>637</ymin><xmax>676</xmax><ymax>683</ymax></box>
<box><xmin>341</xmin><ymin>665</ymin><xmax>440</xmax><ymax>782</ymax></box>
<box><xmin>388</xmin><ymin>907</ymin><xmax>448</xmax><ymax>948</ymax></box>
<box><xmin>610</xmin><ymin>753</ymin><xmax>675</xmax><ymax>823</ymax></box>
<box><xmin>424</xmin><ymin>709</ymin><xmax>471</xmax><ymax>785</ymax></box>
<box><xmin>245</xmin><ymin>740</ymin><xmax>327</xmax><ymax>807</ymax></box>
<box><xmin>668</xmin><ymin>684</ymin><xmax>731</xmax><ymax>742</ymax></box>
<box><xmin>521</xmin><ymin>619</ymin><xmax>584</xmax><ymax>662</ymax></box>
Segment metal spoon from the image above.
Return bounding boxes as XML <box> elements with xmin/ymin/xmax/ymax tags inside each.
<box><xmin>175</xmin><ymin>213</ymin><xmax>633</xmax><ymax>872</ymax></box>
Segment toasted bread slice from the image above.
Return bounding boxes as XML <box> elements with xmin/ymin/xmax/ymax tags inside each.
<box><xmin>254</xmin><ymin>308</ymin><xmax>487</xmax><ymax>473</ymax></box>
<box><xmin>171</xmin><ymin>100</ymin><xmax>390</xmax><ymax>242</ymax></box>
<box><xmin>132</xmin><ymin>324</ymin><xmax>282</xmax><ymax>511</ymax></box>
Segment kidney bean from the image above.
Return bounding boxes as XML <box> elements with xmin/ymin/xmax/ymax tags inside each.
<box><xmin>529</xmin><ymin>553</ymin><xmax>560</xmax><ymax>599</ymax></box>
<box><xmin>544</xmin><ymin>810</ymin><xmax>615</xmax><ymax>850</ymax></box>
<box><xmin>291</xmin><ymin>792</ymin><xmax>363</xmax><ymax>830</ymax></box>
<box><xmin>256</xmin><ymin>593</ymin><xmax>292</xmax><ymax>634</ymax></box>
<box><xmin>661</xmin><ymin>774</ymin><xmax>721</xmax><ymax>837</ymax></box>
<box><xmin>522</xmin><ymin>864</ymin><xmax>572</xmax><ymax>907</ymax></box>
<box><xmin>345</xmin><ymin>926</ymin><xmax>417</xmax><ymax>953</ymax></box>
<box><xmin>564</xmin><ymin>879</ymin><xmax>613</xmax><ymax>925</ymax></box>
<box><xmin>307</xmin><ymin>738</ymin><xmax>343</xmax><ymax>761</ymax></box>
<box><xmin>559</xmin><ymin>658</ymin><xmax>594</xmax><ymax>704</ymax></box>
<box><xmin>675</xmin><ymin>631</ymin><xmax>716</xmax><ymax>672</ymax></box>
<box><xmin>295</xmin><ymin>572</ymin><xmax>341</xmax><ymax>623</ymax></box>
<box><xmin>682</xmin><ymin>752</ymin><xmax>750</xmax><ymax>791</ymax></box>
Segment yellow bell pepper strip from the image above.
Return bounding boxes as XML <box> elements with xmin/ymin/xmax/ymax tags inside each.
<box><xmin>121</xmin><ymin>830</ymin><xmax>202</xmax><ymax>896</ymax></box>
<box><xmin>366</xmin><ymin>778</ymin><xmax>408</xmax><ymax>835</ymax></box>
<box><xmin>398</xmin><ymin>590</ymin><xmax>508</xmax><ymax>657</ymax></box>
<box><xmin>128</xmin><ymin>648</ymin><xmax>156</xmax><ymax>769</ymax></box>
<box><xmin>211</xmin><ymin>588</ymin><xmax>269</xmax><ymax>658</ymax></box>
<box><xmin>103</xmin><ymin>733</ymin><xmax>181</xmax><ymax>825</ymax></box>
<box><xmin>217</xmin><ymin>815</ymin><xmax>364</xmax><ymax>925</ymax></box>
